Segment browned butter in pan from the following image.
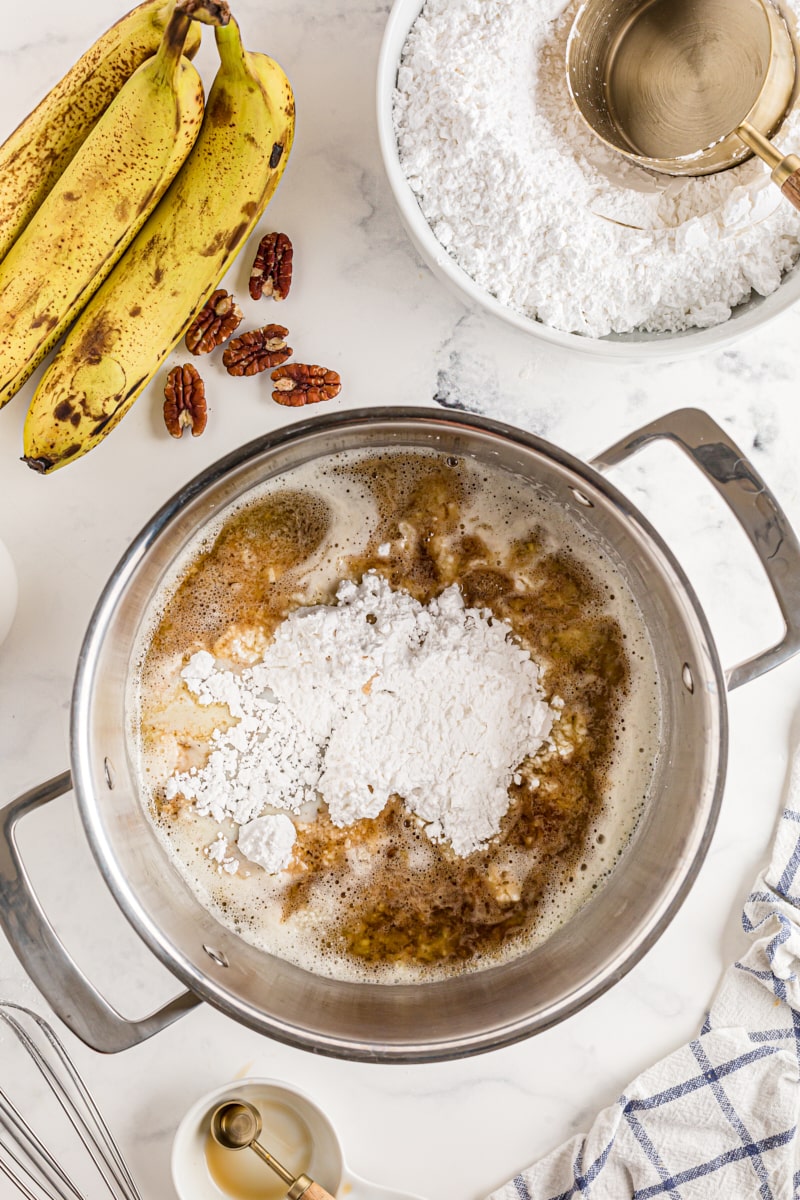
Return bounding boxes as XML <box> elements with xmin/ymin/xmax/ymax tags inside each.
<box><xmin>132</xmin><ymin>450</ymin><xmax>660</xmax><ymax>982</ymax></box>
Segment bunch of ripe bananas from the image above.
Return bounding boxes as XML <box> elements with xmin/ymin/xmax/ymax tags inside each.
<box><xmin>0</xmin><ymin>0</ymin><xmax>295</xmax><ymax>473</ymax></box>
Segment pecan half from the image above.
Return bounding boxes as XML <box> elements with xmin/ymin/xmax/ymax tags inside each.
<box><xmin>222</xmin><ymin>325</ymin><xmax>291</xmax><ymax>376</ymax></box>
<box><xmin>185</xmin><ymin>289</ymin><xmax>243</xmax><ymax>354</ymax></box>
<box><xmin>249</xmin><ymin>232</ymin><xmax>293</xmax><ymax>301</ymax></box>
<box><xmin>164</xmin><ymin>364</ymin><xmax>207</xmax><ymax>437</ymax></box>
<box><xmin>271</xmin><ymin>363</ymin><xmax>341</xmax><ymax>407</ymax></box>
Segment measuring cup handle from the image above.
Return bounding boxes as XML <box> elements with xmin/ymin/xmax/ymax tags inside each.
<box><xmin>590</xmin><ymin>406</ymin><xmax>800</xmax><ymax>690</ymax></box>
<box><xmin>295</xmin><ymin>1183</ymin><xmax>337</xmax><ymax>1200</ymax></box>
<box><xmin>781</xmin><ymin>167</ymin><xmax>800</xmax><ymax>211</ymax></box>
<box><xmin>0</xmin><ymin>771</ymin><xmax>200</xmax><ymax>1053</ymax></box>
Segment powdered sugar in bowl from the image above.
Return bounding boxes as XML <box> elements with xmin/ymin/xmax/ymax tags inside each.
<box><xmin>377</xmin><ymin>0</ymin><xmax>800</xmax><ymax>358</ymax></box>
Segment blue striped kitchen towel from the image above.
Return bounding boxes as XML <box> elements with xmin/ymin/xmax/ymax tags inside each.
<box><xmin>490</xmin><ymin>753</ymin><xmax>800</xmax><ymax>1200</ymax></box>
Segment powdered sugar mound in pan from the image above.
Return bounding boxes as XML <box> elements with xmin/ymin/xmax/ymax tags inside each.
<box><xmin>167</xmin><ymin>571</ymin><xmax>557</xmax><ymax>858</ymax></box>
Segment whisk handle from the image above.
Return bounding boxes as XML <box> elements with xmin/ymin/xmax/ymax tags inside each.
<box><xmin>0</xmin><ymin>771</ymin><xmax>200</xmax><ymax>1053</ymax></box>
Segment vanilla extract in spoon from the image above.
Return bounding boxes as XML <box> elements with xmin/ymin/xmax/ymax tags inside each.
<box><xmin>210</xmin><ymin>1099</ymin><xmax>333</xmax><ymax>1200</ymax></box>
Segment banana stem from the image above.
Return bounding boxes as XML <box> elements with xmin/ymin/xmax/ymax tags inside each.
<box><xmin>151</xmin><ymin>4</ymin><xmax>193</xmax><ymax>86</ymax></box>
<box><xmin>180</xmin><ymin>1</ymin><xmax>231</xmax><ymax>28</ymax></box>
<box><xmin>214</xmin><ymin>18</ymin><xmax>248</xmax><ymax>78</ymax></box>
<box><xmin>152</xmin><ymin>0</ymin><xmax>230</xmax><ymax>86</ymax></box>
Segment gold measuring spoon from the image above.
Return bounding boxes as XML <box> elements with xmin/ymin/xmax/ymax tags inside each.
<box><xmin>567</xmin><ymin>0</ymin><xmax>800</xmax><ymax>209</ymax></box>
<box><xmin>211</xmin><ymin>1100</ymin><xmax>334</xmax><ymax>1200</ymax></box>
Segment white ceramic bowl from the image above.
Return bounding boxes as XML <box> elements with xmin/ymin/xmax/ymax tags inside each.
<box><xmin>172</xmin><ymin>1077</ymin><xmax>426</xmax><ymax>1200</ymax></box>
<box><xmin>376</xmin><ymin>0</ymin><xmax>800</xmax><ymax>360</ymax></box>
<box><xmin>172</xmin><ymin>1079</ymin><xmax>343</xmax><ymax>1200</ymax></box>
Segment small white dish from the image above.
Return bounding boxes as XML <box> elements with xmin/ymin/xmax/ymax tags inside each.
<box><xmin>0</xmin><ymin>537</ymin><xmax>17</xmax><ymax>648</ymax></box>
<box><xmin>376</xmin><ymin>0</ymin><xmax>800</xmax><ymax>360</ymax></box>
<box><xmin>172</xmin><ymin>1077</ymin><xmax>427</xmax><ymax>1200</ymax></box>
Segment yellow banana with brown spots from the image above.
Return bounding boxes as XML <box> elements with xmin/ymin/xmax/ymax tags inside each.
<box><xmin>0</xmin><ymin>0</ymin><xmax>202</xmax><ymax>264</ymax></box>
<box><xmin>23</xmin><ymin>17</ymin><xmax>295</xmax><ymax>474</ymax></box>
<box><xmin>0</xmin><ymin>2</ymin><xmax>228</xmax><ymax>412</ymax></box>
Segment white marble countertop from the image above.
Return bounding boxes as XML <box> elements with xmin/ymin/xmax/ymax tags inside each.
<box><xmin>3</xmin><ymin>2</ymin><xmax>800</xmax><ymax>1198</ymax></box>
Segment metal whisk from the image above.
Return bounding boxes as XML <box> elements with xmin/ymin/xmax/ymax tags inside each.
<box><xmin>0</xmin><ymin>1002</ymin><xmax>142</xmax><ymax>1200</ymax></box>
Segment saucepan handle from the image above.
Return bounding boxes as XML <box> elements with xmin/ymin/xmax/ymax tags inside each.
<box><xmin>590</xmin><ymin>406</ymin><xmax>800</xmax><ymax>691</ymax></box>
<box><xmin>0</xmin><ymin>771</ymin><xmax>200</xmax><ymax>1053</ymax></box>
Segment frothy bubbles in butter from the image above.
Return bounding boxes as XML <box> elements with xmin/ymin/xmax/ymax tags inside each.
<box><xmin>130</xmin><ymin>448</ymin><xmax>661</xmax><ymax>983</ymax></box>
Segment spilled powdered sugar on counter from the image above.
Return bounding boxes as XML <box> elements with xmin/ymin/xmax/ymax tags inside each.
<box><xmin>167</xmin><ymin>571</ymin><xmax>557</xmax><ymax>860</ymax></box>
<box><xmin>393</xmin><ymin>0</ymin><xmax>800</xmax><ymax>336</ymax></box>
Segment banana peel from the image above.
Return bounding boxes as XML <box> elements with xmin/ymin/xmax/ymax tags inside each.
<box><xmin>24</xmin><ymin>18</ymin><xmax>295</xmax><ymax>474</ymax></box>
<box><xmin>0</xmin><ymin>3</ymin><xmax>225</xmax><ymax>411</ymax></box>
<box><xmin>0</xmin><ymin>1</ymin><xmax>202</xmax><ymax>264</ymax></box>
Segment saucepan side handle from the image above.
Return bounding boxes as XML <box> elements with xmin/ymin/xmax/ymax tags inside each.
<box><xmin>0</xmin><ymin>771</ymin><xmax>200</xmax><ymax>1053</ymax></box>
<box><xmin>590</xmin><ymin>406</ymin><xmax>800</xmax><ymax>691</ymax></box>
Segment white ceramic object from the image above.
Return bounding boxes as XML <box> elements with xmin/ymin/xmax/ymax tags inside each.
<box><xmin>0</xmin><ymin>537</ymin><xmax>17</xmax><ymax>648</ymax></box>
<box><xmin>376</xmin><ymin>0</ymin><xmax>800</xmax><ymax>360</ymax></box>
<box><xmin>172</xmin><ymin>1078</ymin><xmax>427</xmax><ymax>1200</ymax></box>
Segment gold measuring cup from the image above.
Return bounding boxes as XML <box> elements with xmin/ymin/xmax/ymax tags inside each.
<box><xmin>566</xmin><ymin>0</ymin><xmax>800</xmax><ymax>209</ymax></box>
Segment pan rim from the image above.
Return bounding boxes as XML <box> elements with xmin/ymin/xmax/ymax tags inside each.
<box><xmin>70</xmin><ymin>406</ymin><xmax>728</xmax><ymax>1062</ymax></box>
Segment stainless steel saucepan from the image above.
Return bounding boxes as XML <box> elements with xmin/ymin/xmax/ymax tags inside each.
<box><xmin>2</xmin><ymin>407</ymin><xmax>800</xmax><ymax>1061</ymax></box>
